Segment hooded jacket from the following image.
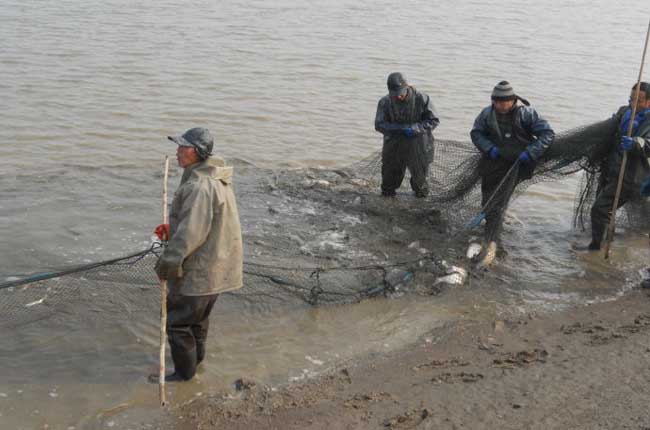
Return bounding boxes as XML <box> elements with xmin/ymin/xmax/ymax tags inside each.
<box><xmin>471</xmin><ymin>104</ymin><xmax>555</xmax><ymax>161</ymax></box>
<box><xmin>156</xmin><ymin>157</ymin><xmax>243</xmax><ymax>296</ymax></box>
<box><xmin>375</xmin><ymin>87</ymin><xmax>440</xmax><ymax>151</ymax></box>
<box><xmin>605</xmin><ymin>105</ymin><xmax>650</xmax><ymax>186</ymax></box>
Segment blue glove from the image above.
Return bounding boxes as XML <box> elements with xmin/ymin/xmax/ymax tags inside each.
<box><xmin>488</xmin><ymin>146</ymin><xmax>499</xmax><ymax>160</ymax></box>
<box><xmin>403</xmin><ymin>127</ymin><xmax>416</xmax><ymax>138</ymax></box>
<box><xmin>518</xmin><ymin>151</ymin><xmax>531</xmax><ymax>164</ymax></box>
<box><xmin>619</xmin><ymin>136</ymin><xmax>636</xmax><ymax>152</ymax></box>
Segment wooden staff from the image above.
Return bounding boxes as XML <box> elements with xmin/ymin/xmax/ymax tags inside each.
<box><xmin>603</xmin><ymin>20</ymin><xmax>650</xmax><ymax>259</ymax></box>
<box><xmin>159</xmin><ymin>156</ymin><xmax>170</xmax><ymax>406</ymax></box>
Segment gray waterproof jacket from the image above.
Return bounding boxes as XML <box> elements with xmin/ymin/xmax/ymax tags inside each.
<box><xmin>156</xmin><ymin>157</ymin><xmax>243</xmax><ymax>296</ymax></box>
<box><xmin>605</xmin><ymin>106</ymin><xmax>650</xmax><ymax>185</ymax></box>
<box><xmin>375</xmin><ymin>87</ymin><xmax>440</xmax><ymax>148</ymax></box>
<box><xmin>471</xmin><ymin>104</ymin><xmax>555</xmax><ymax>161</ymax></box>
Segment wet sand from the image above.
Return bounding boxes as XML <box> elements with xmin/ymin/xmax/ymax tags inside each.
<box><xmin>137</xmin><ymin>165</ymin><xmax>650</xmax><ymax>430</ymax></box>
<box><xmin>4</xmin><ymin>164</ymin><xmax>648</xmax><ymax>429</ymax></box>
<box><xmin>151</xmin><ymin>289</ymin><xmax>650</xmax><ymax>430</ymax></box>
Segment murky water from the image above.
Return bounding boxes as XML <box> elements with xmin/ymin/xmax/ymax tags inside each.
<box><xmin>0</xmin><ymin>291</ymin><xmax>501</xmax><ymax>429</ymax></box>
<box><xmin>1</xmin><ymin>0</ymin><xmax>649</xmax><ymax>428</ymax></box>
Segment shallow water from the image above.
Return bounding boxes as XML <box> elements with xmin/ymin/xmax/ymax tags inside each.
<box><xmin>1</xmin><ymin>0</ymin><xmax>648</xmax><ymax>273</ymax></box>
<box><xmin>1</xmin><ymin>0</ymin><xmax>649</xmax><ymax>428</ymax></box>
<box><xmin>0</xmin><ymin>291</ymin><xmax>501</xmax><ymax>429</ymax></box>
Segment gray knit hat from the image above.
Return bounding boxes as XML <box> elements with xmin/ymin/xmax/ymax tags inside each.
<box><xmin>491</xmin><ymin>80</ymin><xmax>516</xmax><ymax>100</ymax></box>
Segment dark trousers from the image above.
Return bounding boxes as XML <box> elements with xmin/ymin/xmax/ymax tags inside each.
<box><xmin>480</xmin><ymin>161</ymin><xmax>522</xmax><ymax>242</ymax></box>
<box><xmin>590</xmin><ymin>178</ymin><xmax>636</xmax><ymax>246</ymax></box>
<box><xmin>166</xmin><ymin>293</ymin><xmax>218</xmax><ymax>380</ymax></box>
<box><xmin>381</xmin><ymin>139</ymin><xmax>431</xmax><ymax>196</ymax></box>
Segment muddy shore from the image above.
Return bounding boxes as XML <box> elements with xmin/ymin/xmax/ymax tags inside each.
<box><xmin>145</xmin><ymin>289</ymin><xmax>650</xmax><ymax>430</ymax></box>
<box><xmin>143</xmin><ymin>165</ymin><xmax>650</xmax><ymax>430</ymax></box>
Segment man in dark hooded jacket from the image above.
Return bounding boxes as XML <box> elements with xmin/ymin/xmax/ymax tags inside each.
<box><xmin>583</xmin><ymin>82</ymin><xmax>650</xmax><ymax>251</ymax></box>
<box><xmin>471</xmin><ymin>81</ymin><xmax>555</xmax><ymax>265</ymax></box>
<box><xmin>375</xmin><ymin>72</ymin><xmax>440</xmax><ymax>198</ymax></box>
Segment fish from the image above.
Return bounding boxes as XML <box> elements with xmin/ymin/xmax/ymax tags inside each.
<box><xmin>466</xmin><ymin>242</ymin><xmax>482</xmax><ymax>259</ymax></box>
<box><xmin>434</xmin><ymin>265</ymin><xmax>468</xmax><ymax>286</ymax></box>
<box><xmin>25</xmin><ymin>297</ymin><xmax>46</xmax><ymax>307</ymax></box>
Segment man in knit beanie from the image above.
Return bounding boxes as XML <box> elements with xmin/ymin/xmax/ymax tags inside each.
<box><xmin>470</xmin><ymin>81</ymin><xmax>555</xmax><ymax>267</ymax></box>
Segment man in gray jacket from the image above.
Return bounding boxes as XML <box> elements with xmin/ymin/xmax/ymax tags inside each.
<box><xmin>375</xmin><ymin>72</ymin><xmax>440</xmax><ymax>198</ymax></box>
<box><xmin>154</xmin><ymin>127</ymin><xmax>243</xmax><ymax>381</ymax></box>
<box><xmin>471</xmin><ymin>81</ymin><xmax>554</xmax><ymax>265</ymax></box>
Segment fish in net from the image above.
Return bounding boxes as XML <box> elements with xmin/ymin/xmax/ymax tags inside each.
<box><xmin>0</xmin><ymin>243</ymin><xmax>449</xmax><ymax>328</ymax></box>
<box><xmin>2</xmin><ymin>118</ymin><xmax>649</xmax><ymax>327</ymax></box>
<box><xmin>349</xmin><ymin>117</ymin><xmax>650</xmax><ymax>243</ymax></box>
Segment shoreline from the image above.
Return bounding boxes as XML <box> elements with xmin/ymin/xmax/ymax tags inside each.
<box><xmin>152</xmin><ymin>288</ymin><xmax>650</xmax><ymax>430</ymax></box>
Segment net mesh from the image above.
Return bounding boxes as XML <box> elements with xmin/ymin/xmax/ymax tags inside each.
<box><xmin>0</xmin><ymin>244</ymin><xmax>446</xmax><ymax>328</ymax></box>
<box><xmin>2</xmin><ymin>117</ymin><xmax>649</xmax><ymax>325</ymax></box>
<box><xmin>0</xmin><ymin>248</ymin><xmax>160</xmax><ymax>329</ymax></box>
<box><xmin>348</xmin><ymin>117</ymin><xmax>650</xmax><ymax>240</ymax></box>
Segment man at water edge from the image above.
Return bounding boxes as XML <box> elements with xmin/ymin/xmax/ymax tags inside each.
<box><xmin>375</xmin><ymin>72</ymin><xmax>440</xmax><ymax>198</ymax></box>
<box><xmin>643</xmin><ymin>178</ymin><xmax>650</xmax><ymax>289</ymax></box>
<box><xmin>152</xmin><ymin>127</ymin><xmax>243</xmax><ymax>382</ymax></box>
<box><xmin>579</xmin><ymin>82</ymin><xmax>650</xmax><ymax>252</ymax></box>
<box><xmin>470</xmin><ymin>81</ymin><xmax>554</xmax><ymax>266</ymax></box>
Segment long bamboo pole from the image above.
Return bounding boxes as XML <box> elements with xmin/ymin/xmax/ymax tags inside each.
<box><xmin>603</xmin><ymin>20</ymin><xmax>650</xmax><ymax>259</ymax></box>
<box><xmin>159</xmin><ymin>156</ymin><xmax>170</xmax><ymax>406</ymax></box>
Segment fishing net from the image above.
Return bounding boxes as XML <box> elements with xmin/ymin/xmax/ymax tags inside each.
<box><xmin>2</xmin><ymin>117</ymin><xmax>649</xmax><ymax>327</ymax></box>
<box><xmin>0</xmin><ymin>243</ymin><xmax>447</xmax><ymax>329</ymax></box>
<box><xmin>347</xmin><ymin>117</ymin><xmax>650</xmax><ymax>241</ymax></box>
<box><xmin>0</xmin><ymin>248</ymin><xmax>161</xmax><ymax>329</ymax></box>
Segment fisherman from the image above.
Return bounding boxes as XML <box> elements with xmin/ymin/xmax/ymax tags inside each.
<box><xmin>580</xmin><ymin>82</ymin><xmax>650</xmax><ymax>251</ymax></box>
<box><xmin>152</xmin><ymin>127</ymin><xmax>243</xmax><ymax>382</ymax></box>
<box><xmin>470</xmin><ymin>81</ymin><xmax>555</xmax><ymax>264</ymax></box>
<box><xmin>375</xmin><ymin>72</ymin><xmax>440</xmax><ymax>198</ymax></box>
<box><xmin>644</xmin><ymin>178</ymin><xmax>650</xmax><ymax>289</ymax></box>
